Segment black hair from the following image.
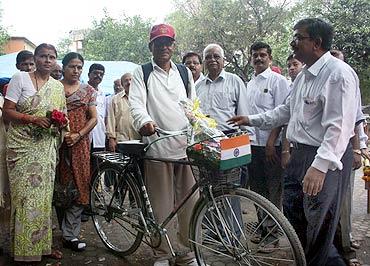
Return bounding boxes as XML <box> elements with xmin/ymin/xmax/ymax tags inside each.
<box><xmin>16</xmin><ymin>50</ymin><xmax>34</xmax><ymax>65</ymax></box>
<box><xmin>88</xmin><ymin>63</ymin><xmax>105</xmax><ymax>74</ymax></box>
<box><xmin>287</xmin><ymin>54</ymin><xmax>294</xmax><ymax>61</ymax></box>
<box><xmin>34</xmin><ymin>43</ymin><xmax>58</xmax><ymax>58</ymax></box>
<box><xmin>182</xmin><ymin>52</ymin><xmax>202</xmax><ymax>64</ymax></box>
<box><xmin>62</xmin><ymin>52</ymin><xmax>84</xmax><ymax>67</ymax></box>
<box><xmin>249</xmin><ymin>41</ymin><xmax>272</xmax><ymax>56</ymax></box>
<box><xmin>293</xmin><ymin>18</ymin><xmax>333</xmax><ymax>51</ymax></box>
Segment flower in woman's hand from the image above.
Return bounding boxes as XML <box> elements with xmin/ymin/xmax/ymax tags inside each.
<box><xmin>49</xmin><ymin>109</ymin><xmax>68</xmax><ymax>128</ymax></box>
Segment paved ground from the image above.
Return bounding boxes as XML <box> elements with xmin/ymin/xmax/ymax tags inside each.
<box><xmin>1</xmin><ymin>169</ymin><xmax>369</xmax><ymax>266</ymax></box>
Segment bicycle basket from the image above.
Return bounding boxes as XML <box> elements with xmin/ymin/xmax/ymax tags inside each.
<box><xmin>186</xmin><ymin>133</ymin><xmax>251</xmax><ymax>186</ymax></box>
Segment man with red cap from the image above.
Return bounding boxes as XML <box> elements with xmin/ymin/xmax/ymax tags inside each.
<box><xmin>129</xmin><ymin>24</ymin><xmax>197</xmax><ymax>266</ymax></box>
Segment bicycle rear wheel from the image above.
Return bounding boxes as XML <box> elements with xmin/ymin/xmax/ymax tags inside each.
<box><xmin>90</xmin><ymin>162</ymin><xmax>144</xmax><ymax>256</ymax></box>
<box><xmin>190</xmin><ymin>187</ymin><xmax>306</xmax><ymax>266</ymax></box>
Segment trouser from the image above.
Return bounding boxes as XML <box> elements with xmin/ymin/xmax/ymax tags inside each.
<box><xmin>283</xmin><ymin>143</ymin><xmax>352</xmax><ymax>266</ymax></box>
<box><xmin>334</xmin><ymin>169</ymin><xmax>356</xmax><ymax>261</ymax></box>
<box><xmin>61</xmin><ymin>204</ymin><xmax>84</xmax><ymax>241</ymax></box>
<box><xmin>248</xmin><ymin>145</ymin><xmax>283</xmax><ymax>241</ymax></box>
<box><xmin>144</xmin><ymin>160</ymin><xmax>198</xmax><ymax>260</ymax></box>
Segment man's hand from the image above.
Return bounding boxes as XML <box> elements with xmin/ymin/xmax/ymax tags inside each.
<box><xmin>227</xmin><ymin>116</ymin><xmax>250</xmax><ymax>127</ymax></box>
<box><xmin>108</xmin><ymin>138</ymin><xmax>117</xmax><ymax>152</ymax></box>
<box><xmin>353</xmin><ymin>153</ymin><xmax>362</xmax><ymax>170</ymax></box>
<box><xmin>302</xmin><ymin>166</ymin><xmax>326</xmax><ymax>196</ymax></box>
<box><xmin>139</xmin><ymin>122</ymin><xmax>156</xmax><ymax>136</ymax></box>
<box><xmin>361</xmin><ymin>148</ymin><xmax>370</xmax><ymax>161</ymax></box>
<box><xmin>265</xmin><ymin>145</ymin><xmax>279</xmax><ymax>164</ymax></box>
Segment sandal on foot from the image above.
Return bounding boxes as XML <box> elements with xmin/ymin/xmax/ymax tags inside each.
<box><xmin>63</xmin><ymin>238</ymin><xmax>86</xmax><ymax>252</ymax></box>
<box><xmin>347</xmin><ymin>258</ymin><xmax>361</xmax><ymax>266</ymax></box>
<box><xmin>350</xmin><ymin>240</ymin><xmax>361</xmax><ymax>249</ymax></box>
<box><xmin>45</xmin><ymin>249</ymin><xmax>63</xmax><ymax>259</ymax></box>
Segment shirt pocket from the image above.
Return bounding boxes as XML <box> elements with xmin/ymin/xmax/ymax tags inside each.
<box><xmin>302</xmin><ymin>96</ymin><xmax>320</xmax><ymax>121</ymax></box>
<box><xmin>212</xmin><ymin>91</ymin><xmax>230</xmax><ymax>110</ymax></box>
<box><xmin>255</xmin><ymin>89</ymin><xmax>273</xmax><ymax>109</ymax></box>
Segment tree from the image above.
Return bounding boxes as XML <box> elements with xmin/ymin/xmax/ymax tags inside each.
<box><xmin>82</xmin><ymin>12</ymin><xmax>152</xmax><ymax>64</ymax></box>
<box><xmin>296</xmin><ymin>0</ymin><xmax>370</xmax><ymax>103</ymax></box>
<box><xmin>167</xmin><ymin>0</ymin><xmax>294</xmax><ymax>80</ymax></box>
<box><xmin>0</xmin><ymin>1</ymin><xmax>9</xmax><ymax>54</ymax></box>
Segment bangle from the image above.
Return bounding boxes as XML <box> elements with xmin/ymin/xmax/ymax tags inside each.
<box><xmin>282</xmin><ymin>150</ymin><xmax>290</xmax><ymax>154</ymax></box>
<box><xmin>77</xmin><ymin>132</ymin><xmax>82</xmax><ymax>138</ymax></box>
<box><xmin>353</xmin><ymin>149</ymin><xmax>361</xmax><ymax>155</ymax></box>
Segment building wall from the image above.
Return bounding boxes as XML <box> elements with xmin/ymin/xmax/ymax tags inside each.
<box><xmin>3</xmin><ymin>39</ymin><xmax>35</xmax><ymax>54</ymax></box>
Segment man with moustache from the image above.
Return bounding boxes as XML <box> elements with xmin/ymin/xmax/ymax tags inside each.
<box><xmin>129</xmin><ymin>24</ymin><xmax>197</xmax><ymax>266</ymax></box>
<box><xmin>182</xmin><ymin>51</ymin><xmax>204</xmax><ymax>86</ymax></box>
<box><xmin>228</xmin><ymin>18</ymin><xmax>359</xmax><ymax>265</ymax></box>
<box><xmin>244</xmin><ymin>41</ymin><xmax>290</xmax><ymax>251</ymax></box>
<box><xmin>50</xmin><ymin>63</ymin><xmax>63</xmax><ymax>80</ymax></box>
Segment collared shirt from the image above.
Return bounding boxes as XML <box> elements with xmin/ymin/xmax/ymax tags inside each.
<box><xmin>90</xmin><ymin>88</ymin><xmax>106</xmax><ymax>148</ymax></box>
<box><xmin>194</xmin><ymin>73</ymin><xmax>205</xmax><ymax>87</ymax></box>
<box><xmin>196</xmin><ymin>69</ymin><xmax>247</xmax><ymax>132</ymax></box>
<box><xmin>106</xmin><ymin>91</ymin><xmax>141</xmax><ymax>141</ymax></box>
<box><xmin>245</xmin><ymin>67</ymin><xmax>290</xmax><ymax>146</ymax></box>
<box><xmin>249</xmin><ymin>52</ymin><xmax>359</xmax><ymax>173</ymax></box>
<box><xmin>129</xmin><ymin>59</ymin><xmax>196</xmax><ymax>159</ymax></box>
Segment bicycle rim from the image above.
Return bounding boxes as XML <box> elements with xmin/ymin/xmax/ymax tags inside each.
<box><xmin>190</xmin><ymin>187</ymin><xmax>306</xmax><ymax>266</ymax></box>
<box><xmin>90</xmin><ymin>163</ymin><xmax>144</xmax><ymax>256</ymax></box>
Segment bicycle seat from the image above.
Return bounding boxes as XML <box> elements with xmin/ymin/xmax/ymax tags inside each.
<box><xmin>117</xmin><ymin>140</ymin><xmax>146</xmax><ymax>156</ymax></box>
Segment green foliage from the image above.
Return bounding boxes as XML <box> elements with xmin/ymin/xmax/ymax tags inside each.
<box><xmin>0</xmin><ymin>1</ymin><xmax>9</xmax><ymax>55</ymax></box>
<box><xmin>56</xmin><ymin>37</ymin><xmax>72</xmax><ymax>60</ymax></box>
<box><xmin>167</xmin><ymin>0</ymin><xmax>294</xmax><ymax>81</ymax></box>
<box><xmin>82</xmin><ymin>12</ymin><xmax>152</xmax><ymax>64</ymax></box>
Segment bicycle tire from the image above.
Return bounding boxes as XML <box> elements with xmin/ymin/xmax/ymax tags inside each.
<box><xmin>190</xmin><ymin>187</ymin><xmax>306</xmax><ymax>266</ymax></box>
<box><xmin>90</xmin><ymin>162</ymin><xmax>144</xmax><ymax>256</ymax></box>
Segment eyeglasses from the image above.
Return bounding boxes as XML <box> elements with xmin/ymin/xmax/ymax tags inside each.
<box><xmin>291</xmin><ymin>35</ymin><xmax>312</xmax><ymax>44</ymax></box>
<box><xmin>204</xmin><ymin>54</ymin><xmax>223</xmax><ymax>61</ymax></box>
<box><xmin>153</xmin><ymin>38</ymin><xmax>175</xmax><ymax>48</ymax></box>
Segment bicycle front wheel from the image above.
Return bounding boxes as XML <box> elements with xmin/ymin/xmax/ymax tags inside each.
<box><xmin>190</xmin><ymin>187</ymin><xmax>306</xmax><ymax>266</ymax></box>
<box><xmin>90</xmin><ymin>162</ymin><xmax>144</xmax><ymax>256</ymax></box>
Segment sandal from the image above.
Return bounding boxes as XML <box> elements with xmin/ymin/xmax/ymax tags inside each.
<box><xmin>347</xmin><ymin>258</ymin><xmax>361</xmax><ymax>266</ymax></box>
<box><xmin>45</xmin><ymin>249</ymin><xmax>63</xmax><ymax>260</ymax></box>
<box><xmin>350</xmin><ymin>239</ymin><xmax>361</xmax><ymax>249</ymax></box>
<box><xmin>63</xmin><ymin>238</ymin><xmax>86</xmax><ymax>252</ymax></box>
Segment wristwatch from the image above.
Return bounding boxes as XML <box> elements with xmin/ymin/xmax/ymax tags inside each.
<box><xmin>353</xmin><ymin>149</ymin><xmax>361</xmax><ymax>155</ymax></box>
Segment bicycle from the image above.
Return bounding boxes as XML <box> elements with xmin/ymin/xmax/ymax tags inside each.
<box><xmin>90</xmin><ymin>128</ymin><xmax>306</xmax><ymax>265</ymax></box>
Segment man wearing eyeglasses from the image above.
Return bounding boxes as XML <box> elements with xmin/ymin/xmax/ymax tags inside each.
<box><xmin>129</xmin><ymin>24</ymin><xmax>197</xmax><ymax>266</ymax></box>
<box><xmin>228</xmin><ymin>18</ymin><xmax>359</xmax><ymax>265</ymax></box>
<box><xmin>182</xmin><ymin>51</ymin><xmax>204</xmax><ymax>86</ymax></box>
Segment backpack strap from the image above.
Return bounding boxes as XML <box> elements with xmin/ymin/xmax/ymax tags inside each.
<box><xmin>141</xmin><ymin>62</ymin><xmax>154</xmax><ymax>90</ymax></box>
<box><xmin>141</xmin><ymin>62</ymin><xmax>190</xmax><ymax>99</ymax></box>
<box><xmin>175</xmin><ymin>63</ymin><xmax>190</xmax><ymax>98</ymax></box>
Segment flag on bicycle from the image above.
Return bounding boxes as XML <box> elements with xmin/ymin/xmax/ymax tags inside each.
<box><xmin>220</xmin><ymin>135</ymin><xmax>251</xmax><ymax>170</ymax></box>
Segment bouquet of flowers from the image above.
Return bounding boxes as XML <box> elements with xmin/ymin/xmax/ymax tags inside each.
<box><xmin>180</xmin><ymin>98</ymin><xmax>225</xmax><ymax>143</ymax></box>
<box><xmin>362</xmin><ymin>158</ymin><xmax>370</xmax><ymax>182</ymax></box>
<box><xmin>32</xmin><ymin>109</ymin><xmax>68</xmax><ymax>140</ymax></box>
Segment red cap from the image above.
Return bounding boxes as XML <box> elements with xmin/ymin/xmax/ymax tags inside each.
<box><xmin>149</xmin><ymin>24</ymin><xmax>175</xmax><ymax>43</ymax></box>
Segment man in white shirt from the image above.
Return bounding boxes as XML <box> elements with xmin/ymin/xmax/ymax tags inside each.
<box><xmin>182</xmin><ymin>51</ymin><xmax>204</xmax><ymax>86</ymax></box>
<box><xmin>244</xmin><ymin>42</ymin><xmax>290</xmax><ymax>250</ymax></box>
<box><xmin>129</xmin><ymin>24</ymin><xmax>197</xmax><ymax>266</ymax></box>
<box><xmin>229</xmin><ymin>18</ymin><xmax>358</xmax><ymax>266</ymax></box>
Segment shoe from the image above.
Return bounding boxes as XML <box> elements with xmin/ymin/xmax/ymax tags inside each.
<box><xmin>350</xmin><ymin>239</ymin><xmax>361</xmax><ymax>249</ymax></box>
<box><xmin>63</xmin><ymin>238</ymin><xmax>86</xmax><ymax>252</ymax></box>
<box><xmin>81</xmin><ymin>213</ymin><xmax>90</xmax><ymax>222</ymax></box>
<box><xmin>153</xmin><ymin>259</ymin><xmax>170</xmax><ymax>266</ymax></box>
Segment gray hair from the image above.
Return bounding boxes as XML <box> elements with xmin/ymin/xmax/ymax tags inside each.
<box><xmin>203</xmin><ymin>43</ymin><xmax>225</xmax><ymax>60</ymax></box>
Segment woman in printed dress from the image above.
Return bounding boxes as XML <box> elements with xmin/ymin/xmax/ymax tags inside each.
<box><xmin>2</xmin><ymin>43</ymin><xmax>66</xmax><ymax>264</ymax></box>
<box><xmin>57</xmin><ymin>52</ymin><xmax>97</xmax><ymax>251</ymax></box>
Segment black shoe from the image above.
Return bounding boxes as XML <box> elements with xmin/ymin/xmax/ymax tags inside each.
<box><xmin>63</xmin><ymin>239</ymin><xmax>86</xmax><ymax>252</ymax></box>
<box><xmin>81</xmin><ymin>214</ymin><xmax>89</xmax><ymax>222</ymax></box>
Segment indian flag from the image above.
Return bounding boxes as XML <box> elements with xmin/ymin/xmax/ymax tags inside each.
<box><xmin>220</xmin><ymin>135</ymin><xmax>251</xmax><ymax>170</ymax></box>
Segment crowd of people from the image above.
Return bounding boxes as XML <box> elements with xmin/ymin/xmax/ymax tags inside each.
<box><xmin>0</xmin><ymin>17</ymin><xmax>368</xmax><ymax>266</ymax></box>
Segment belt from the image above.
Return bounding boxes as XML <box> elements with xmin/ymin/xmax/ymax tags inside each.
<box><xmin>291</xmin><ymin>142</ymin><xmax>318</xmax><ymax>150</ymax></box>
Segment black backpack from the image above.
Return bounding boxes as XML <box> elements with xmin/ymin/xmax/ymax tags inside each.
<box><xmin>141</xmin><ymin>62</ymin><xmax>190</xmax><ymax>98</ymax></box>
